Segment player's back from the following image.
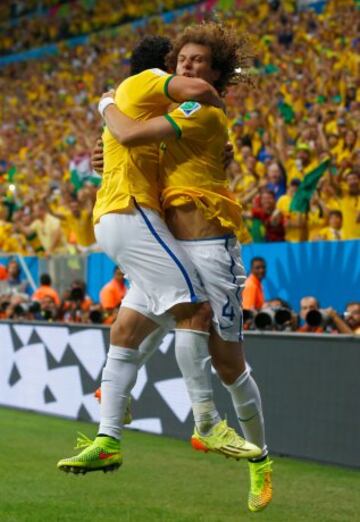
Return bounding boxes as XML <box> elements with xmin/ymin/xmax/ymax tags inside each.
<box><xmin>93</xmin><ymin>69</ymin><xmax>173</xmax><ymax>224</ymax></box>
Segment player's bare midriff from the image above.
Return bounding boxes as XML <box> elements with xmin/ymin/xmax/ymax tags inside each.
<box><xmin>165</xmin><ymin>202</ymin><xmax>232</xmax><ymax>240</ymax></box>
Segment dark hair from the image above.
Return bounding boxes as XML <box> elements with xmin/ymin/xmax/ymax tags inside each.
<box><xmin>72</xmin><ymin>279</ymin><xmax>86</xmax><ymax>291</ymax></box>
<box><xmin>261</xmin><ymin>188</ymin><xmax>276</xmax><ymax>198</ymax></box>
<box><xmin>166</xmin><ymin>22</ymin><xmax>253</xmax><ymax>95</ymax></box>
<box><xmin>329</xmin><ymin>210</ymin><xmax>342</xmax><ymax>219</ymax></box>
<box><xmin>251</xmin><ymin>257</ymin><xmax>266</xmax><ymax>267</ymax></box>
<box><xmin>40</xmin><ymin>273</ymin><xmax>51</xmax><ymax>286</ymax></box>
<box><xmin>130</xmin><ymin>36</ymin><xmax>172</xmax><ymax>75</ymax></box>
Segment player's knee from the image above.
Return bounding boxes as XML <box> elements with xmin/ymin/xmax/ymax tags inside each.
<box><xmin>110</xmin><ymin>318</ymin><xmax>139</xmax><ymax>348</ymax></box>
<box><xmin>213</xmin><ymin>358</ymin><xmax>245</xmax><ymax>386</ymax></box>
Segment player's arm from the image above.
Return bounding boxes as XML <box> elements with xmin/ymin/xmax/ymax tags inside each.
<box><xmin>99</xmin><ymin>94</ymin><xmax>178</xmax><ymax>146</ymax></box>
<box><xmin>167</xmin><ymin>76</ymin><xmax>224</xmax><ymax>109</ymax></box>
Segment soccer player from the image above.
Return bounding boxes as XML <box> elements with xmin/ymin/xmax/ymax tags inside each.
<box><xmin>57</xmin><ymin>36</ymin><xmax>260</xmax><ymax>478</ymax></box>
<box><xmin>99</xmin><ymin>24</ymin><xmax>272</xmax><ymax>512</ymax></box>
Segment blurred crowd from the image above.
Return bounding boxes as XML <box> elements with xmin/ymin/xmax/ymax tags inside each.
<box><xmin>0</xmin><ymin>0</ymin><xmax>196</xmax><ymax>55</ymax></box>
<box><xmin>0</xmin><ymin>0</ymin><xmax>359</xmax><ymax>257</ymax></box>
<box><xmin>0</xmin><ymin>257</ymin><xmax>358</xmax><ymax>335</ymax></box>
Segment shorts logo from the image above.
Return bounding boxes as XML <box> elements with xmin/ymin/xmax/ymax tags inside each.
<box><xmin>179</xmin><ymin>101</ymin><xmax>201</xmax><ymax>117</ymax></box>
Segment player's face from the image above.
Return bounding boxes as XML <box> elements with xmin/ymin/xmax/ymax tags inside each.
<box><xmin>176</xmin><ymin>43</ymin><xmax>220</xmax><ymax>86</ymax></box>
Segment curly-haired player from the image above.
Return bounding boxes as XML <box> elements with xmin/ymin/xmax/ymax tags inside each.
<box><xmin>98</xmin><ymin>22</ymin><xmax>272</xmax><ymax>512</ymax></box>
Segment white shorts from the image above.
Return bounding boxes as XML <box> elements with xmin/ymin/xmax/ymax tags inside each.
<box><xmin>122</xmin><ymin>282</ymin><xmax>176</xmax><ymax>330</ymax></box>
<box><xmin>179</xmin><ymin>235</ymin><xmax>246</xmax><ymax>342</ymax></box>
<box><xmin>94</xmin><ymin>204</ymin><xmax>206</xmax><ymax>316</ymax></box>
<box><xmin>121</xmin><ymin>234</ymin><xmax>246</xmax><ymax>342</ymax></box>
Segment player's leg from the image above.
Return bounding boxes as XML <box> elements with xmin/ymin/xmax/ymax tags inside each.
<box><xmin>125</xmin><ymin>285</ymin><xmax>223</xmax><ymax>437</ymax></box>
<box><xmin>57</xmin><ymin>307</ymin><xmax>160</xmax><ymax>474</ymax></box>
<box><xmin>182</xmin><ymin>236</ymin><xmax>272</xmax><ymax>509</ymax></box>
<box><xmin>58</xmin><ymin>209</ymin><xmax>212</xmax><ymax>474</ymax></box>
<box><xmin>209</xmin><ymin>330</ymin><xmax>273</xmax><ymax>511</ymax></box>
<box><xmin>95</xmin><ymin>281</ymin><xmax>222</xmax><ymax>436</ymax></box>
<box><xmin>191</xmin><ymin>235</ymin><xmax>272</xmax><ymax>510</ymax></box>
<box><xmin>111</xmin><ymin>206</ymin><xmax>226</xmax><ymax>438</ymax></box>
<box><xmin>173</xmin><ymin>301</ymin><xmax>222</xmax><ymax>436</ymax></box>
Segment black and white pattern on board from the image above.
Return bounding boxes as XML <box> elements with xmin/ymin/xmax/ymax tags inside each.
<box><xmin>0</xmin><ymin>322</ymin><xmax>199</xmax><ymax>438</ymax></box>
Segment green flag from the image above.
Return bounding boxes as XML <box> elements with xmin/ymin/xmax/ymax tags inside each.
<box><xmin>278</xmin><ymin>101</ymin><xmax>295</xmax><ymax>124</ymax></box>
<box><xmin>290</xmin><ymin>159</ymin><xmax>330</xmax><ymax>213</ymax></box>
<box><xmin>246</xmin><ymin>217</ymin><xmax>266</xmax><ymax>243</ymax></box>
<box><xmin>7</xmin><ymin>166</ymin><xmax>16</xmax><ymax>182</ymax></box>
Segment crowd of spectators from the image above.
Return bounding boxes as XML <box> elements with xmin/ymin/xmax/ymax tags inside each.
<box><xmin>0</xmin><ymin>0</ymin><xmax>359</xmax><ymax>256</ymax></box>
<box><xmin>0</xmin><ymin>0</ymin><xmax>197</xmax><ymax>55</ymax></box>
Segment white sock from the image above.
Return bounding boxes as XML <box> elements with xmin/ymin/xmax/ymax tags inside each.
<box><xmin>175</xmin><ymin>329</ymin><xmax>221</xmax><ymax>435</ymax></box>
<box><xmin>99</xmin><ymin>345</ymin><xmax>139</xmax><ymax>440</ymax></box>
<box><xmin>138</xmin><ymin>327</ymin><xmax>167</xmax><ymax>367</ymax></box>
<box><xmin>225</xmin><ymin>369</ymin><xmax>267</xmax><ymax>456</ymax></box>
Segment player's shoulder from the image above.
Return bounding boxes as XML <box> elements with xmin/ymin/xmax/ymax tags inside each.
<box><xmin>134</xmin><ymin>68</ymin><xmax>169</xmax><ymax>80</ymax></box>
<box><xmin>177</xmin><ymin>101</ymin><xmax>224</xmax><ymax>122</ymax></box>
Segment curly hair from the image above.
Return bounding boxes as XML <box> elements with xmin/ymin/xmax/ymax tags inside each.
<box><xmin>130</xmin><ymin>36</ymin><xmax>172</xmax><ymax>75</ymax></box>
<box><xmin>165</xmin><ymin>22</ymin><xmax>253</xmax><ymax>95</ymax></box>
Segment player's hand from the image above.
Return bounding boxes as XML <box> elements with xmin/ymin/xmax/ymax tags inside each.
<box><xmin>91</xmin><ymin>137</ymin><xmax>104</xmax><ymax>175</ymax></box>
<box><xmin>223</xmin><ymin>142</ymin><xmax>234</xmax><ymax>170</ymax></box>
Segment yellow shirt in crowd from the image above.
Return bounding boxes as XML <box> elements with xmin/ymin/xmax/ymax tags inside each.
<box><xmin>93</xmin><ymin>68</ymin><xmax>174</xmax><ymax>224</ymax></box>
<box><xmin>276</xmin><ymin>194</ymin><xmax>304</xmax><ymax>242</ymax></box>
<box><xmin>307</xmin><ymin>207</ymin><xmax>326</xmax><ymax>241</ymax></box>
<box><xmin>61</xmin><ymin>209</ymin><xmax>96</xmax><ymax>247</ymax></box>
<box><xmin>30</xmin><ymin>214</ymin><xmax>67</xmax><ymax>253</ymax></box>
<box><xmin>318</xmin><ymin>226</ymin><xmax>344</xmax><ymax>241</ymax></box>
<box><xmin>339</xmin><ymin>194</ymin><xmax>360</xmax><ymax>239</ymax></box>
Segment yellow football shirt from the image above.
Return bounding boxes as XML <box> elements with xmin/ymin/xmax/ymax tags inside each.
<box><xmin>93</xmin><ymin>68</ymin><xmax>174</xmax><ymax>224</ymax></box>
<box><xmin>161</xmin><ymin>102</ymin><xmax>244</xmax><ymax>235</ymax></box>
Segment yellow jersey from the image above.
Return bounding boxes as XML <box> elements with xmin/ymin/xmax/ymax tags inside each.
<box><xmin>318</xmin><ymin>226</ymin><xmax>344</xmax><ymax>241</ymax></box>
<box><xmin>339</xmin><ymin>194</ymin><xmax>360</xmax><ymax>239</ymax></box>
<box><xmin>307</xmin><ymin>206</ymin><xmax>326</xmax><ymax>241</ymax></box>
<box><xmin>285</xmin><ymin>157</ymin><xmax>320</xmax><ymax>182</ymax></box>
<box><xmin>62</xmin><ymin>208</ymin><xmax>96</xmax><ymax>247</ymax></box>
<box><xmin>161</xmin><ymin>102</ymin><xmax>244</xmax><ymax>235</ymax></box>
<box><xmin>93</xmin><ymin>68</ymin><xmax>174</xmax><ymax>224</ymax></box>
<box><xmin>276</xmin><ymin>194</ymin><xmax>304</xmax><ymax>242</ymax></box>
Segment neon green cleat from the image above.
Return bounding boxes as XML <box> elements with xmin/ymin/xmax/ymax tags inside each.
<box><xmin>191</xmin><ymin>420</ymin><xmax>262</xmax><ymax>460</ymax></box>
<box><xmin>248</xmin><ymin>456</ymin><xmax>273</xmax><ymax>512</ymax></box>
<box><xmin>57</xmin><ymin>433</ymin><xmax>122</xmax><ymax>475</ymax></box>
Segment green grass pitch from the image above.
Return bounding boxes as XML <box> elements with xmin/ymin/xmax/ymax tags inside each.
<box><xmin>1</xmin><ymin>407</ymin><xmax>359</xmax><ymax>522</ymax></box>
